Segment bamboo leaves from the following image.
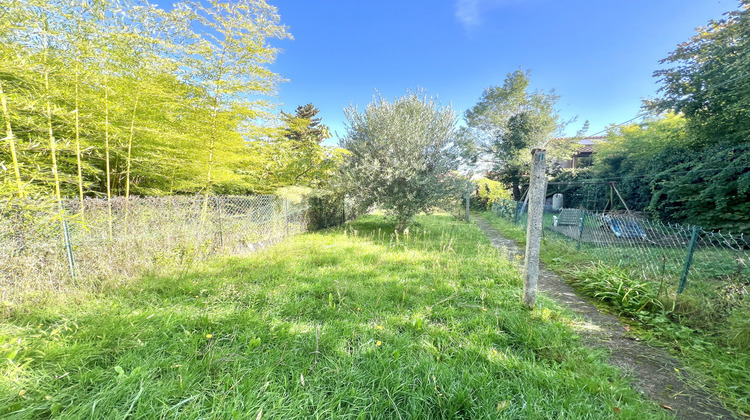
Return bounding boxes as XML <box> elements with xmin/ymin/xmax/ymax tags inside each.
<box><xmin>0</xmin><ymin>80</ymin><xmax>24</xmax><ymax>198</ymax></box>
<box><xmin>0</xmin><ymin>0</ymin><xmax>294</xmax><ymax>203</ymax></box>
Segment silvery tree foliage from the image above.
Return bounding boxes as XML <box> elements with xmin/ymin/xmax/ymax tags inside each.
<box><xmin>340</xmin><ymin>90</ymin><xmax>468</xmax><ymax>227</ymax></box>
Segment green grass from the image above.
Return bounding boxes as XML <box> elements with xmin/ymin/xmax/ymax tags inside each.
<box><xmin>481</xmin><ymin>211</ymin><xmax>750</xmax><ymax>418</ymax></box>
<box><xmin>0</xmin><ymin>214</ymin><xmax>669</xmax><ymax>419</ymax></box>
<box><xmin>516</xmin><ymin>209</ymin><xmax>748</xmax><ymax>309</ymax></box>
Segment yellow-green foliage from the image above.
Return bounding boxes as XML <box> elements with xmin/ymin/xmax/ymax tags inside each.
<box><xmin>473</xmin><ymin>177</ymin><xmax>510</xmax><ymax>205</ymax></box>
<box><xmin>0</xmin><ymin>0</ymin><xmax>332</xmax><ymax>200</ymax></box>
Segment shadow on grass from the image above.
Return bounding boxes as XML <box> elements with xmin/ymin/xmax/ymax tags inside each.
<box><xmin>0</xmin><ymin>215</ymin><xmax>669</xmax><ymax>419</ymax></box>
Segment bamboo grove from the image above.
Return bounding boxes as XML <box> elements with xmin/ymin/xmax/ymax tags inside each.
<box><xmin>0</xmin><ymin>0</ymin><xmax>342</xmax><ymax>211</ymax></box>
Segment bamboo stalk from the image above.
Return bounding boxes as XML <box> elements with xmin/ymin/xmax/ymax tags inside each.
<box><xmin>104</xmin><ymin>72</ymin><xmax>113</xmax><ymax>239</ymax></box>
<box><xmin>43</xmin><ymin>20</ymin><xmax>76</xmax><ymax>280</ymax></box>
<box><xmin>74</xmin><ymin>25</ymin><xmax>85</xmax><ymax>219</ymax></box>
<box><xmin>0</xmin><ymin>80</ymin><xmax>24</xmax><ymax>198</ymax></box>
<box><xmin>43</xmin><ymin>26</ymin><xmax>63</xmax><ymax>208</ymax></box>
<box><xmin>123</xmin><ymin>86</ymin><xmax>140</xmax><ymax>231</ymax></box>
<box><xmin>125</xmin><ymin>87</ymin><xmax>140</xmax><ymax>200</ymax></box>
<box><xmin>201</xmin><ymin>47</ymin><xmax>227</xmax><ymax>222</ymax></box>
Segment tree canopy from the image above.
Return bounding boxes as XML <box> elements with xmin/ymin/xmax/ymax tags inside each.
<box><xmin>0</xmin><ymin>0</ymin><xmax>343</xmax><ymax>205</ymax></box>
<box><xmin>253</xmin><ymin>104</ymin><xmax>345</xmax><ymax>192</ymax></box>
<box><xmin>551</xmin><ymin>2</ymin><xmax>750</xmax><ymax>233</ymax></box>
<box><xmin>465</xmin><ymin>70</ymin><xmax>563</xmax><ymax>200</ymax></box>
<box><xmin>649</xmin><ymin>1</ymin><xmax>750</xmax><ymax>146</ymax></box>
<box><xmin>340</xmin><ymin>90</ymin><xmax>467</xmax><ymax>228</ymax></box>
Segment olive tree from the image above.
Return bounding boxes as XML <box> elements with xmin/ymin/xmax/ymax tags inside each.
<box><xmin>340</xmin><ymin>90</ymin><xmax>467</xmax><ymax>228</ymax></box>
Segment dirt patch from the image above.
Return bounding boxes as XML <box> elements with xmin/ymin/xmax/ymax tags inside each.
<box><xmin>474</xmin><ymin>216</ymin><xmax>736</xmax><ymax>420</ymax></box>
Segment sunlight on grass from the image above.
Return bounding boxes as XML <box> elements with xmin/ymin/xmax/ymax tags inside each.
<box><xmin>0</xmin><ymin>215</ymin><xmax>669</xmax><ymax>419</ymax></box>
<box><xmin>481</xmin><ymin>211</ymin><xmax>750</xmax><ymax>418</ymax></box>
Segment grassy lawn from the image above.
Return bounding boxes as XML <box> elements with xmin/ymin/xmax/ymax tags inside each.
<box><xmin>1</xmin><ymin>215</ymin><xmax>668</xmax><ymax>419</ymax></box>
<box><xmin>480</xmin><ymin>211</ymin><xmax>750</xmax><ymax>418</ymax></box>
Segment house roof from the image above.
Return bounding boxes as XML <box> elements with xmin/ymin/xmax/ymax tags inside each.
<box><xmin>554</xmin><ymin>135</ymin><xmax>606</xmax><ymax>154</ymax></box>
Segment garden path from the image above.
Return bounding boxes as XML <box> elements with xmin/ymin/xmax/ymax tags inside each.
<box><xmin>473</xmin><ymin>216</ymin><xmax>736</xmax><ymax>420</ymax></box>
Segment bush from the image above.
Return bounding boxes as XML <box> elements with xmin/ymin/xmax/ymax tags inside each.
<box><xmin>340</xmin><ymin>89</ymin><xmax>468</xmax><ymax>228</ymax></box>
<box><xmin>306</xmin><ymin>190</ymin><xmax>355</xmax><ymax>231</ymax></box>
<box><xmin>471</xmin><ymin>177</ymin><xmax>510</xmax><ymax>210</ymax></box>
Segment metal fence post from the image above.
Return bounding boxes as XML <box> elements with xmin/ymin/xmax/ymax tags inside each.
<box><xmin>215</xmin><ymin>196</ymin><xmax>223</xmax><ymax>249</ymax></box>
<box><xmin>62</xmin><ymin>219</ymin><xmax>76</xmax><ymax>281</ymax></box>
<box><xmin>465</xmin><ymin>191</ymin><xmax>470</xmax><ymax>223</ymax></box>
<box><xmin>576</xmin><ymin>212</ymin><xmax>587</xmax><ymax>251</ymax></box>
<box><xmin>678</xmin><ymin>226</ymin><xmax>700</xmax><ymax>294</ymax></box>
<box><xmin>523</xmin><ymin>148</ymin><xmax>547</xmax><ymax>309</ymax></box>
<box><xmin>284</xmin><ymin>197</ymin><xmax>289</xmax><ymax>237</ymax></box>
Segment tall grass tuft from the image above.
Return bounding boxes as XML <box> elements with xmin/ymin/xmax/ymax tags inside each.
<box><xmin>567</xmin><ymin>263</ymin><xmax>664</xmax><ymax>315</ymax></box>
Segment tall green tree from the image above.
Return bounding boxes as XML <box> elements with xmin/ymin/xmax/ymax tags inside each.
<box><xmin>465</xmin><ymin>70</ymin><xmax>563</xmax><ymax>200</ymax></box>
<box><xmin>281</xmin><ymin>103</ymin><xmax>330</xmax><ymax>143</ymax></box>
<box><xmin>649</xmin><ymin>1</ymin><xmax>750</xmax><ymax>146</ymax></box>
<box><xmin>341</xmin><ymin>89</ymin><xmax>467</xmax><ymax>228</ymax></box>
<box><xmin>274</xmin><ymin>103</ymin><xmax>344</xmax><ymax>187</ymax></box>
<box><xmin>0</xmin><ymin>0</ymin><xmax>294</xmax><ymax>203</ymax></box>
<box><xmin>182</xmin><ymin>0</ymin><xmax>290</xmax><ymax>203</ymax></box>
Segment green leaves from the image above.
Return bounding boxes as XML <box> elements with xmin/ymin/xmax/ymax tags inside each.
<box><xmin>0</xmin><ymin>0</ymin><xmax>292</xmax><ymax>201</ymax></box>
<box><xmin>340</xmin><ymin>89</ymin><xmax>467</xmax><ymax>227</ymax></box>
<box><xmin>555</xmin><ymin>113</ymin><xmax>750</xmax><ymax>233</ymax></box>
<box><xmin>268</xmin><ymin>104</ymin><xmax>343</xmax><ymax>190</ymax></box>
<box><xmin>465</xmin><ymin>70</ymin><xmax>563</xmax><ymax>200</ymax></box>
<box><xmin>650</xmin><ymin>1</ymin><xmax>750</xmax><ymax>146</ymax></box>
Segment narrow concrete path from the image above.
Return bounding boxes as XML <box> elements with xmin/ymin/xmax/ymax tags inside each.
<box><xmin>474</xmin><ymin>216</ymin><xmax>736</xmax><ymax>420</ymax></box>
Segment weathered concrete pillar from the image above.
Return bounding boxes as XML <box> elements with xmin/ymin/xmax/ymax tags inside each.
<box><xmin>523</xmin><ymin>148</ymin><xmax>547</xmax><ymax>308</ymax></box>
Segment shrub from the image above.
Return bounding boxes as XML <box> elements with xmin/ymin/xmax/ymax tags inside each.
<box><xmin>340</xmin><ymin>89</ymin><xmax>468</xmax><ymax>228</ymax></box>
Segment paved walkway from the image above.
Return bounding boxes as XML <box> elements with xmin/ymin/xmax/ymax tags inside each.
<box><xmin>473</xmin><ymin>216</ymin><xmax>736</xmax><ymax>420</ymax></box>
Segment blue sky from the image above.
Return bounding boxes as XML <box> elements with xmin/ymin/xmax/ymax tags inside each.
<box><xmin>267</xmin><ymin>0</ymin><xmax>733</xmax><ymax>144</ymax></box>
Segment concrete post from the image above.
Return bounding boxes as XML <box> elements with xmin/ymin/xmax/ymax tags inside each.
<box><xmin>523</xmin><ymin>148</ymin><xmax>547</xmax><ymax>308</ymax></box>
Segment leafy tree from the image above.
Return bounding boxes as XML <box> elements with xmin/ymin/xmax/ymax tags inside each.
<box><xmin>649</xmin><ymin>1</ymin><xmax>750</xmax><ymax>146</ymax></box>
<box><xmin>551</xmin><ymin>115</ymin><xmax>690</xmax><ymax>213</ymax></box>
<box><xmin>340</xmin><ymin>90</ymin><xmax>467</xmax><ymax>228</ymax></box>
<box><xmin>573</xmin><ymin>1</ymin><xmax>750</xmax><ymax>232</ymax></box>
<box><xmin>282</xmin><ymin>103</ymin><xmax>330</xmax><ymax>143</ymax></box>
<box><xmin>0</xmin><ymin>0</ymin><xmax>294</xmax><ymax>204</ymax></box>
<box><xmin>649</xmin><ymin>142</ymin><xmax>750</xmax><ymax>232</ymax></box>
<box><xmin>548</xmin><ymin>3</ymin><xmax>750</xmax><ymax>232</ymax></box>
<box><xmin>276</xmin><ymin>104</ymin><xmax>343</xmax><ymax>187</ymax></box>
<box><xmin>552</xmin><ymin>113</ymin><xmax>750</xmax><ymax>232</ymax></box>
<box><xmin>593</xmin><ymin>114</ymin><xmax>691</xmax><ymax>212</ymax></box>
<box><xmin>465</xmin><ymin>70</ymin><xmax>564</xmax><ymax>200</ymax></box>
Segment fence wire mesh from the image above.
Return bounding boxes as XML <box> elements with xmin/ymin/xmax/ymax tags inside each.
<box><xmin>491</xmin><ymin>198</ymin><xmax>750</xmax><ymax>303</ymax></box>
<box><xmin>1</xmin><ymin>195</ymin><xmax>308</xmax><ymax>307</ymax></box>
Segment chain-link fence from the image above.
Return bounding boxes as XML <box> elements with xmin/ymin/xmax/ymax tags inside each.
<box><xmin>307</xmin><ymin>192</ymin><xmax>357</xmax><ymax>230</ymax></box>
<box><xmin>1</xmin><ymin>195</ymin><xmax>308</xmax><ymax>308</ymax></box>
<box><xmin>491</xmin><ymin>198</ymin><xmax>749</xmax><ymax>304</ymax></box>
